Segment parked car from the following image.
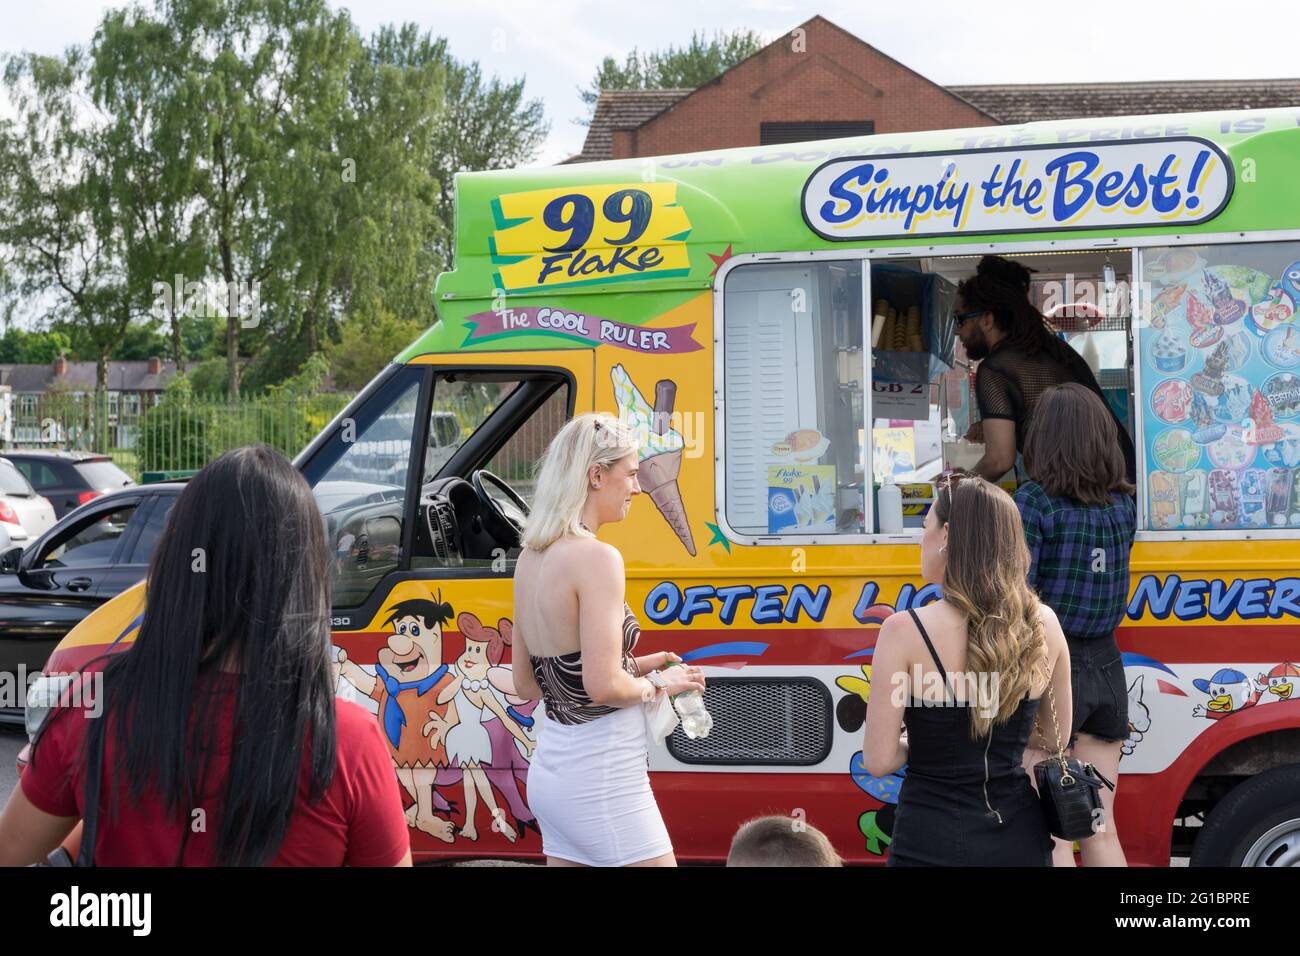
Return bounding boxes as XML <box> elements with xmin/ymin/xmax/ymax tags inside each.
<box><xmin>0</xmin><ymin>458</ymin><xmax>57</xmax><ymax>549</ymax></box>
<box><xmin>0</xmin><ymin>482</ymin><xmax>182</xmax><ymax>723</ymax></box>
<box><xmin>326</xmin><ymin>410</ymin><xmax>461</xmax><ymax>487</ymax></box>
<box><xmin>3</xmin><ymin>451</ymin><xmax>136</xmax><ymax>519</ymax></box>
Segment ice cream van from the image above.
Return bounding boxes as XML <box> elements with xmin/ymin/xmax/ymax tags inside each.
<box><xmin>27</xmin><ymin>107</ymin><xmax>1300</xmax><ymax>866</ymax></box>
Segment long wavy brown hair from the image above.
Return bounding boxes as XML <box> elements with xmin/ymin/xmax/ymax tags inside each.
<box><xmin>934</xmin><ymin>475</ymin><xmax>1047</xmax><ymax>738</ymax></box>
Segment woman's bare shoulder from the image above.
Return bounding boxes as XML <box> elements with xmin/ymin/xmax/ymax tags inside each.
<box><xmin>536</xmin><ymin>537</ymin><xmax>622</xmax><ymax>575</ymax></box>
<box><xmin>1036</xmin><ymin>602</ymin><xmax>1067</xmax><ymax>653</ymax></box>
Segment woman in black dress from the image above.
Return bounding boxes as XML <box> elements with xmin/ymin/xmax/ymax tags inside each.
<box><xmin>862</xmin><ymin>474</ymin><xmax>1072</xmax><ymax>866</ymax></box>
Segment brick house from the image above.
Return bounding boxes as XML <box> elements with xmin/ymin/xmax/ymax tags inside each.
<box><xmin>566</xmin><ymin>14</ymin><xmax>1300</xmax><ymax>163</ymax></box>
<box><xmin>0</xmin><ymin>355</ymin><xmax>186</xmax><ymax>446</ymax></box>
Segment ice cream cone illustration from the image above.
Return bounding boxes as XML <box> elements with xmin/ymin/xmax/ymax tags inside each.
<box><xmin>611</xmin><ymin>365</ymin><xmax>696</xmax><ymax>556</ymax></box>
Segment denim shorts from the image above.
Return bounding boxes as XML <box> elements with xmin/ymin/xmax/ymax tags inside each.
<box><xmin>1066</xmin><ymin>634</ymin><xmax>1130</xmax><ymax>744</ymax></box>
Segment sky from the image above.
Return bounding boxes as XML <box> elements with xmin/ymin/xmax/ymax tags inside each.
<box><xmin>0</xmin><ymin>0</ymin><xmax>1294</xmax><ymax>165</ymax></box>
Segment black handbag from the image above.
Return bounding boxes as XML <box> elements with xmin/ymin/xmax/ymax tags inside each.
<box><xmin>31</xmin><ymin>721</ymin><xmax>103</xmax><ymax>868</ymax></box>
<box><xmin>1032</xmin><ymin>679</ymin><xmax>1116</xmax><ymax>842</ymax></box>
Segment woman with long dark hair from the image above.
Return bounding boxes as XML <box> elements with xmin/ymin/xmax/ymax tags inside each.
<box><xmin>953</xmin><ymin>255</ymin><xmax>1136</xmax><ymax>484</ymax></box>
<box><xmin>862</xmin><ymin>475</ymin><xmax>1071</xmax><ymax>866</ymax></box>
<box><xmin>0</xmin><ymin>445</ymin><xmax>410</xmax><ymax>866</ymax></box>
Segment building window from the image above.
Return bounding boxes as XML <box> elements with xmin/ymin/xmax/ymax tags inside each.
<box><xmin>759</xmin><ymin>121</ymin><xmax>874</xmax><ymax>146</ymax></box>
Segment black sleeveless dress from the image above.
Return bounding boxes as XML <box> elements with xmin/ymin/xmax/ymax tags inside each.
<box><xmin>888</xmin><ymin>610</ymin><xmax>1053</xmax><ymax>867</ymax></box>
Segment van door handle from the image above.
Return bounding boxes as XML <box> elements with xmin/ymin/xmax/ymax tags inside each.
<box><xmin>66</xmin><ymin>577</ymin><xmax>93</xmax><ymax>592</ymax></box>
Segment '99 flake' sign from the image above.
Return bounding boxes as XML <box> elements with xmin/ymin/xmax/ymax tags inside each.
<box><xmin>490</xmin><ymin>183</ymin><xmax>692</xmax><ymax>291</ymax></box>
<box><xmin>801</xmin><ymin>139</ymin><xmax>1234</xmax><ymax>241</ymax></box>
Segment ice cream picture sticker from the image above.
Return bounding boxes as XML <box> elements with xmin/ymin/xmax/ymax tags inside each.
<box><xmin>768</xmin><ymin>465</ymin><xmax>836</xmax><ymax>533</ymax></box>
<box><xmin>611</xmin><ymin>365</ymin><xmax>696</xmax><ymax>556</ymax></box>
<box><xmin>1153</xmin><ymin>428</ymin><xmax>1201</xmax><ymax>473</ymax></box>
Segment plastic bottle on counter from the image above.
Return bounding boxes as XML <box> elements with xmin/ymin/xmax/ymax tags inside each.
<box><xmin>878</xmin><ymin>476</ymin><xmax>904</xmax><ymax>533</ymax></box>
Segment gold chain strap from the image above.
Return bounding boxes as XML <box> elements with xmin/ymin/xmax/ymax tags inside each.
<box><xmin>1034</xmin><ymin>640</ymin><xmax>1075</xmax><ymax>787</ymax></box>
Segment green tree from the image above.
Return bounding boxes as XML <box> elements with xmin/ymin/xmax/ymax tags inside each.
<box><xmin>326</xmin><ymin>309</ymin><xmax>423</xmax><ymax>390</ymax></box>
<box><xmin>577</xmin><ymin>29</ymin><xmax>765</xmax><ymax>125</ymax></box>
<box><xmin>3</xmin><ymin>0</ymin><xmax>547</xmax><ymax>402</ymax></box>
<box><xmin>92</xmin><ymin>5</ymin><xmax>210</xmax><ymax>370</ymax></box>
<box><xmin>415</xmin><ymin>33</ymin><xmax>547</xmax><ymax>265</ymax></box>
<box><xmin>0</xmin><ymin>328</ymin><xmax>73</xmax><ymax>364</ymax></box>
<box><xmin>90</xmin><ymin>2</ymin><xmax>454</xmax><ymax>396</ymax></box>
<box><xmin>0</xmin><ymin>50</ymin><xmax>147</xmax><ymax>397</ymax></box>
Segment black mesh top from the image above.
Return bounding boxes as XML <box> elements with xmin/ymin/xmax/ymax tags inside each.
<box><xmin>975</xmin><ymin>339</ymin><xmax>1137</xmax><ymax>482</ymax></box>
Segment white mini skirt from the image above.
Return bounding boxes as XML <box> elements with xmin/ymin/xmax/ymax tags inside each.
<box><xmin>527</xmin><ymin>703</ymin><xmax>673</xmax><ymax>866</ymax></box>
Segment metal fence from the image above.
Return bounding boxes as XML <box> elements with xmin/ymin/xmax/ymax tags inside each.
<box><xmin>2</xmin><ymin>391</ymin><xmax>353</xmax><ymax>481</ymax></box>
<box><xmin>1</xmin><ymin>384</ymin><xmax>568</xmax><ymax>490</ymax></box>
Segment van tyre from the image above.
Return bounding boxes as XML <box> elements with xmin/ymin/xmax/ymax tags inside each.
<box><xmin>1190</xmin><ymin>764</ymin><xmax>1300</xmax><ymax>867</ymax></box>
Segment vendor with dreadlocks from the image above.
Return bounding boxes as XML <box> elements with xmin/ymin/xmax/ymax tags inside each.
<box><xmin>953</xmin><ymin>255</ymin><xmax>1137</xmax><ymax>485</ymax></box>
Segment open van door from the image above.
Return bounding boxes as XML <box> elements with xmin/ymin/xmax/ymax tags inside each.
<box><xmin>298</xmin><ymin>349</ymin><xmax>592</xmax><ymax>856</ymax></box>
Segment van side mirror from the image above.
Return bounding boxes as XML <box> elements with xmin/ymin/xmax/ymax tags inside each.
<box><xmin>0</xmin><ymin>546</ymin><xmax>22</xmax><ymax>574</ymax></box>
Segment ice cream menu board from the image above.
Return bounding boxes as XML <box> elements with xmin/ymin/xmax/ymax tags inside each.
<box><xmin>1140</xmin><ymin>244</ymin><xmax>1300</xmax><ymax>531</ymax></box>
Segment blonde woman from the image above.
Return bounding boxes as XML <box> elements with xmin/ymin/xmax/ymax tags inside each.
<box><xmin>509</xmin><ymin>412</ymin><xmax>705</xmax><ymax>867</ymax></box>
<box><xmin>862</xmin><ymin>475</ymin><xmax>1072</xmax><ymax>866</ymax></box>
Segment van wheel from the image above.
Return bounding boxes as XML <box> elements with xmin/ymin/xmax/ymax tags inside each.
<box><xmin>1190</xmin><ymin>765</ymin><xmax>1300</xmax><ymax>867</ymax></box>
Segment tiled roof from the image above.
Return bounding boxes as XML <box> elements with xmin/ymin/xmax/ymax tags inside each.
<box><xmin>0</xmin><ymin>361</ymin><xmax>187</xmax><ymax>394</ymax></box>
<box><xmin>952</xmin><ymin>79</ymin><xmax>1300</xmax><ymax>125</ymax></box>
<box><xmin>567</xmin><ymin>79</ymin><xmax>1300</xmax><ymax>163</ymax></box>
<box><xmin>562</xmin><ymin>89</ymin><xmax>692</xmax><ymax>164</ymax></box>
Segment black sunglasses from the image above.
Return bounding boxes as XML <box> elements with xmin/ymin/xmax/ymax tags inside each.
<box><xmin>952</xmin><ymin>308</ymin><xmax>985</xmax><ymax>327</ymax></box>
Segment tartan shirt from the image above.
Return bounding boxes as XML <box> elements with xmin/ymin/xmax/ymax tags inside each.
<box><xmin>1014</xmin><ymin>480</ymin><xmax>1137</xmax><ymax>641</ymax></box>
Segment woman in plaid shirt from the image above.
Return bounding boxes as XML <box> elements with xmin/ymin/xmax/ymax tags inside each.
<box><xmin>1016</xmin><ymin>383</ymin><xmax>1136</xmax><ymax>867</ymax></box>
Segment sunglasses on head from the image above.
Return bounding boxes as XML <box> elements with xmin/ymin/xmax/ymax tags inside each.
<box><xmin>936</xmin><ymin>470</ymin><xmax>973</xmax><ymax>513</ymax></box>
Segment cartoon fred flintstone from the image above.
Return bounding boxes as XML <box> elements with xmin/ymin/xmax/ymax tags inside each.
<box><xmin>337</xmin><ymin>595</ymin><xmax>459</xmax><ymax>842</ymax></box>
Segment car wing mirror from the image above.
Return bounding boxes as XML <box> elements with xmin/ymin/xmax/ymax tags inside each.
<box><xmin>0</xmin><ymin>546</ymin><xmax>21</xmax><ymax>574</ymax></box>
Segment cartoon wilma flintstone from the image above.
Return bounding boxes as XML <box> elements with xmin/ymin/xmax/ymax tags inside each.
<box><xmin>436</xmin><ymin>612</ymin><xmax>535</xmax><ymax>842</ymax></box>
<box><xmin>337</xmin><ymin>595</ymin><xmax>459</xmax><ymax>842</ymax></box>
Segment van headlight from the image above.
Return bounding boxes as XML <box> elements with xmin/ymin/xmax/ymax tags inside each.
<box><xmin>25</xmin><ymin>673</ymin><xmax>75</xmax><ymax>742</ymax></box>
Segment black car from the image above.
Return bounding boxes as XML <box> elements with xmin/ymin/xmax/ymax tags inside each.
<box><xmin>0</xmin><ymin>483</ymin><xmax>182</xmax><ymax>723</ymax></box>
<box><xmin>4</xmin><ymin>451</ymin><xmax>136</xmax><ymax>519</ymax></box>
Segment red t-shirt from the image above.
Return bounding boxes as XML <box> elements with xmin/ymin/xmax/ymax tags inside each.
<box><xmin>21</xmin><ymin>671</ymin><xmax>409</xmax><ymax>866</ymax></box>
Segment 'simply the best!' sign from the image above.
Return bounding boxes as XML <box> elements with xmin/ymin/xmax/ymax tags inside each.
<box><xmin>801</xmin><ymin>139</ymin><xmax>1234</xmax><ymax>241</ymax></box>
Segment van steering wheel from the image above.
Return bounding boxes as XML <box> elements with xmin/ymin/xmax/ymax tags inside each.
<box><xmin>470</xmin><ymin>469</ymin><xmax>530</xmax><ymax>543</ymax></box>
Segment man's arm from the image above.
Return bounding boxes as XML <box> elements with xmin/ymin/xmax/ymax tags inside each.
<box><xmin>974</xmin><ymin>417</ymin><xmax>1017</xmax><ymax>481</ymax></box>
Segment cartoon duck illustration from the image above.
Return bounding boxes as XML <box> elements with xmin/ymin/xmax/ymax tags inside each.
<box><xmin>1256</xmin><ymin>662</ymin><xmax>1300</xmax><ymax>702</ymax></box>
<box><xmin>1192</xmin><ymin>668</ymin><xmax>1260</xmax><ymax>720</ymax></box>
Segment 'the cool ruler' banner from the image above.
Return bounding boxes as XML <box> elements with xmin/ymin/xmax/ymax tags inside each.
<box><xmin>802</xmin><ymin>139</ymin><xmax>1234</xmax><ymax>241</ymax></box>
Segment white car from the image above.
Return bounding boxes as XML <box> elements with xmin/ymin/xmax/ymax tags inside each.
<box><xmin>0</xmin><ymin>457</ymin><xmax>57</xmax><ymax>548</ymax></box>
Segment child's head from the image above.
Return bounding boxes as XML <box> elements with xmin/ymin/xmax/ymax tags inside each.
<box><xmin>726</xmin><ymin>816</ymin><xmax>843</xmax><ymax>867</ymax></box>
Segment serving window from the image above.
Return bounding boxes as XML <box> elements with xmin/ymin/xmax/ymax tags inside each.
<box><xmin>720</xmin><ymin>248</ymin><xmax>1144</xmax><ymax>542</ymax></box>
<box><xmin>1136</xmin><ymin>240</ymin><xmax>1300</xmax><ymax>532</ymax></box>
<box><xmin>721</xmin><ymin>260</ymin><xmax>868</xmax><ymax>538</ymax></box>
